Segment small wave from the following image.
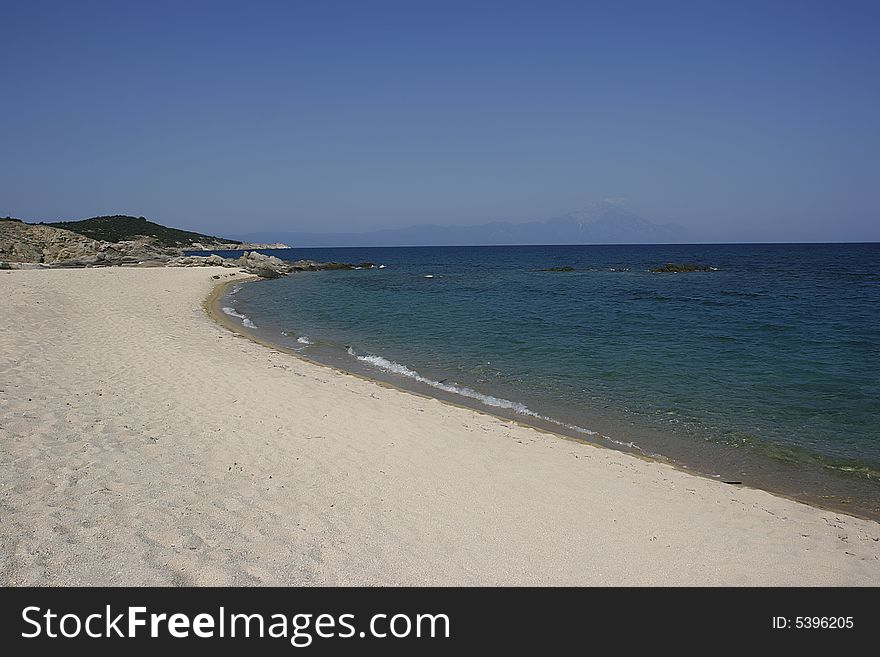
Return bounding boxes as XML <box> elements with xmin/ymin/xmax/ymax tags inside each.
<box><xmin>228</xmin><ymin>284</ymin><xmax>242</xmax><ymax>296</ymax></box>
<box><xmin>221</xmin><ymin>306</ymin><xmax>246</xmax><ymax>320</ymax></box>
<box><xmin>354</xmin><ymin>351</ymin><xmax>537</xmax><ymax>415</ymax></box>
<box><xmin>221</xmin><ymin>306</ymin><xmax>257</xmax><ymax>329</ymax></box>
<box><xmin>341</xmin><ymin>347</ymin><xmax>630</xmax><ymax>447</ymax></box>
<box><xmin>279</xmin><ymin>331</ymin><xmax>312</xmax><ymax>347</ymax></box>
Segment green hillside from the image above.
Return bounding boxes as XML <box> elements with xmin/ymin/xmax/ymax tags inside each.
<box><xmin>45</xmin><ymin>215</ymin><xmax>239</xmax><ymax>247</ymax></box>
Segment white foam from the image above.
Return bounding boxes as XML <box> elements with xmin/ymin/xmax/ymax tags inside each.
<box><xmin>221</xmin><ymin>306</ymin><xmax>246</xmax><ymax>319</ymax></box>
<box><xmin>357</xmin><ymin>353</ymin><xmax>537</xmax><ymax>414</ymax></box>
<box><xmin>297</xmin><ymin>336</ymin><xmax>312</xmax><ymax>345</ymax></box>
<box><xmin>221</xmin><ymin>306</ymin><xmax>257</xmax><ymax>329</ymax></box>
<box><xmin>554</xmin><ymin>421</ymin><xmax>598</xmax><ymax>437</ymax></box>
<box><xmin>341</xmin><ymin>347</ymin><xmax>655</xmax><ymax>453</ymax></box>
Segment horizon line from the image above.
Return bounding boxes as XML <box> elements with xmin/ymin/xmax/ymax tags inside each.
<box><xmin>208</xmin><ymin>240</ymin><xmax>880</xmax><ymax>249</ymax></box>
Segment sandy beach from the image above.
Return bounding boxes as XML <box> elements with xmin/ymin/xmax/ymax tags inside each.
<box><xmin>1</xmin><ymin>266</ymin><xmax>878</xmax><ymax>586</ymax></box>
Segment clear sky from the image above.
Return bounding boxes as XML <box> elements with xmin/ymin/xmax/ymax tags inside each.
<box><xmin>2</xmin><ymin>0</ymin><xmax>878</xmax><ymax>242</ymax></box>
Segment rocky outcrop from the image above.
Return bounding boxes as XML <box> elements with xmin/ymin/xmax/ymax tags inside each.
<box><xmin>1</xmin><ymin>220</ymin><xmax>101</xmax><ymax>264</ymax></box>
<box><xmin>226</xmin><ymin>254</ymin><xmax>378</xmax><ymax>278</ymax></box>
<box><xmin>166</xmin><ymin>255</ymin><xmax>232</xmax><ymax>268</ymax></box>
<box><xmin>2</xmin><ymin>221</ymin><xmax>180</xmax><ymax>268</ymax></box>
<box><xmin>168</xmin><ymin>251</ymin><xmax>295</xmax><ymax>278</ymax></box>
<box><xmin>235</xmin><ymin>251</ymin><xmax>293</xmax><ymax>278</ymax></box>
<box><xmin>45</xmin><ymin>237</ymin><xmax>177</xmax><ymax>268</ymax></box>
<box><xmin>190</xmin><ymin>241</ymin><xmax>291</xmax><ymax>250</ymax></box>
<box><xmin>2</xmin><ymin>220</ymin><xmax>372</xmax><ymax>280</ymax></box>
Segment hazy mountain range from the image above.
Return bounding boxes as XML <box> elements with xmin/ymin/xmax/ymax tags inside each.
<box><xmin>238</xmin><ymin>203</ymin><xmax>690</xmax><ymax>247</ymax></box>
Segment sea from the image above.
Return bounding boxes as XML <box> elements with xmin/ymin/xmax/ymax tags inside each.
<box><xmin>205</xmin><ymin>243</ymin><xmax>880</xmax><ymax>518</ymax></box>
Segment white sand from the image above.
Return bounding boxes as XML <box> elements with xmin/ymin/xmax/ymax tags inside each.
<box><xmin>1</xmin><ymin>266</ymin><xmax>878</xmax><ymax>586</ymax></box>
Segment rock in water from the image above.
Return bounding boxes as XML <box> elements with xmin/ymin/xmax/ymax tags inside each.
<box><xmin>649</xmin><ymin>263</ymin><xmax>715</xmax><ymax>273</ymax></box>
<box><xmin>236</xmin><ymin>251</ymin><xmax>292</xmax><ymax>278</ymax></box>
<box><xmin>248</xmin><ymin>265</ymin><xmax>285</xmax><ymax>279</ymax></box>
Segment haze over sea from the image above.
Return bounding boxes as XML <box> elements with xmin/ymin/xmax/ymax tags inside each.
<box><xmin>217</xmin><ymin>243</ymin><xmax>880</xmax><ymax>517</ymax></box>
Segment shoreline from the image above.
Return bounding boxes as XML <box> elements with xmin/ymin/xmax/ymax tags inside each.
<box><xmin>209</xmin><ymin>274</ymin><xmax>880</xmax><ymax>522</ymax></box>
<box><xmin>2</xmin><ymin>266</ymin><xmax>879</xmax><ymax>585</ymax></box>
<box><xmin>207</xmin><ymin>277</ymin><xmax>645</xmax><ymax>450</ymax></box>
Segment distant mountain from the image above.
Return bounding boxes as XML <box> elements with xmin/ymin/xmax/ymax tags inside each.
<box><xmin>240</xmin><ymin>203</ymin><xmax>689</xmax><ymax>247</ymax></box>
<box><xmin>45</xmin><ymin>215</ymin><xmax>238</xmax><ymax>248</ymax></box>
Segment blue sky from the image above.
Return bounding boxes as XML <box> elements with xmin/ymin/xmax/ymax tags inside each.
<box><xmin>2</xmin><ymin>0</ymin><xmax>878</xmax><ymax>241</ymax></box>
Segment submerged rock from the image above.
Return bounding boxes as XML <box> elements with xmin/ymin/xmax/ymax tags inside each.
<box><xmin>248</xmin><ymin>264</ymin><xmax>286</xmax><ymax>279</ymax></box>
<box><xmin>289</xmin><ymin>259</ymin><xmax>321</xmax><ymax>271</ymax></box>
<box><xmin>649</xmin><ymin>263</ymin><xmax>715</xmax><ymax>273</ymax></box>
<box><xmin>319</xmin><ymin>262</ymin><xmax>358</xmax><ymax>270</ymax></box>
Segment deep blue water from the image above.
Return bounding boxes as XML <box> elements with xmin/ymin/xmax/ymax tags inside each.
<box><xmin>215</xmin><ymin>244</ymin><xmax>880</xmax><ymax>512</ymax></box>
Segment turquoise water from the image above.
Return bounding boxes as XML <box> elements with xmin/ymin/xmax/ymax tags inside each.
<box><xmin>218</xmin><ymin>244</ymin><xmax>880</xmax><ymax>515</ymax></box>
